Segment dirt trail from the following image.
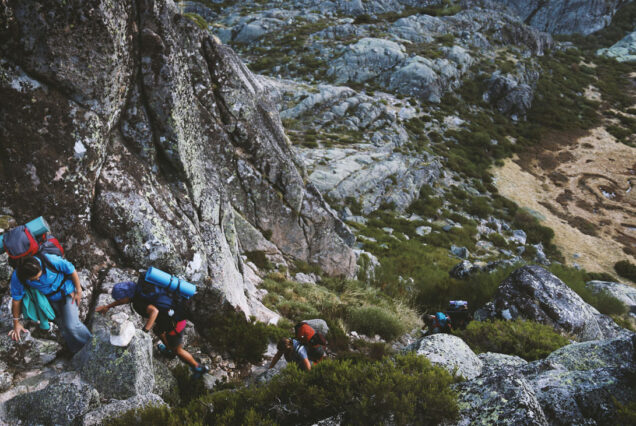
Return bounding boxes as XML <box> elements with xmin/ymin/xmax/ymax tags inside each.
<box><xmin>493</xmin><ymin>126</ymin><xmax>636</xmax><ymax>277</ymax></box>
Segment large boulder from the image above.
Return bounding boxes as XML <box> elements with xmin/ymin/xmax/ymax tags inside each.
<box><xmin>5</xmin><ymin>371</ymin><xmax>100</xmax><ymax>425</ymax></box>
<box><xmin>81</xmin><ymin>393</ymin><xmax>167</xmax><ymax>426</ymax></box>
<box><xmin>406</xmin><ymin>334</ymin><xmax>483</xmax><ymax>380</ymax></box>
<box><xmin>72</xmin><ymin>328</ymin><xmax>154</xmax><ymax>399</ymax></box>
<box><xmin>598</xmin><ymin>31</ymin><xmax>636</xmax><ymax>63</ymax></box>
<box><xmin>454</xmin><ymin>367</ymin><xmax>548</xmax><ymax>426</ymax></box>
<box><xmin>475</xmin><ymin>266</ymin><xmax>622</xmax><ymax>341</ymax></box>
<box><xmin>455</xmin><ymin>332</ymin><xmax>636</xmax><ymax>425</ymax></box>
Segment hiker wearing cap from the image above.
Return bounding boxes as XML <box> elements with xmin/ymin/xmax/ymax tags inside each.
<box><xmin>8</xmin><ymin>255</ymin><xmax>92</xmax><ymax>353</ymax></box>
<box><xmin>269</xmin><ymin>337</ymin><xmax>312</xmax><ymax>371</ymax></box>
<box><xmin>95</xmin><ymin>272</ymin><xmax>208</xmax><ymax>379</ymax></box>
<box><xmin>424</xmin><ymin>312</ymin><xmax>452</xmax><ymax>335</ymax></box>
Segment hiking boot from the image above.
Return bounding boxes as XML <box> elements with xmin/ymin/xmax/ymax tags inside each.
<box><xmin>157</xmin><ymin>342</ymin><xmax>176</xmax><ymax>359</ymax></box>
<box><xmin>191</xmin><ymin>363</ymin><xmax>209</xmax><ymax>380</ymax></box>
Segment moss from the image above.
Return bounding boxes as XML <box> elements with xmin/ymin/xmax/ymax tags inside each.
<box><xmin>245</xmin><ymin>250</ymin><xmax>272</xmax><ymax>270</ymax></box>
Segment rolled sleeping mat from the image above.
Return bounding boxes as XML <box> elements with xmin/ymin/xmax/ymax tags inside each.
<box><xmin>145</xmin><ymin>266</ymin><xmax>197</xmax><ymax>298</ymax></box>
<box><xmin>0</xmin><ymin>216</ymin><xmax>50</xmax><ymax>251</ymax></box>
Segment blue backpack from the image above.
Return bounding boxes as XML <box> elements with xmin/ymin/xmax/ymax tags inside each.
<box><xmin>436</xmin><ymin>312</ymin><xmax>449</xmax><ymax>328</ymax></box>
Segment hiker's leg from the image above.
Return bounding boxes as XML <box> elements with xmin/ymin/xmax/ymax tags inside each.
<box><xmin>55</xmin><ymin>296</ymin><xmax>92</xmax><ymax>353</ymax></box>
<box><xmin>172</xmin><ymin>345</ymin><xmax>199</xmax><ymax>368</ymax></box>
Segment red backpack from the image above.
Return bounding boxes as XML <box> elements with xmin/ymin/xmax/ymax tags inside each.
<box><xmin>3</xmin><ymin>225</ymin><xmax>65</xmax><ymax>268</ymax></box>
<box><xmin>294</xmin><ymin>322</ymin><xmax>328</xmax><ymax>363</ymax></box>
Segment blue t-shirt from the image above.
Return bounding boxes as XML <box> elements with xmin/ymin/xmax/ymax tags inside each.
<box><xmin>10</xmin><ymin>254</ymin><xmax>76</xmax><ymax>302</ymax></box>
<box><xmin>285</xmin><ymin>339</ymin><xmax>309</xmax><ymax>368</ymax></box>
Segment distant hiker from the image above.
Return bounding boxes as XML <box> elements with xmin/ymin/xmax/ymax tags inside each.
<box><xmin>294</xmin><ymin>321</ymin><xmax>327</xmax><ymax>364</ymax></box>
<box><xmin>269</xmin><ymin>338</ymin><xmax>312</xmax><ymax>371</ymax></box>
<box><xmin>95</xmin><ymin>272</ymin><xmax>209</xmax><ymax>379</ymax></box>
<box><xmin>447</xmin><ymin>300</ymin><xmax>471</xmax><ymax>330</ymax></box>
<box><xmin>424</xmin><ymin>312</ymin><xmax>452</xmax><ymax>335</ymax></box>
<box><xmin>8</xmin><ymin>255</ymin><xmax>92</xmax><ymax>353</ymax></box>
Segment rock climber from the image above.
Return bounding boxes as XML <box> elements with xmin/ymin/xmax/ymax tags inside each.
<box><xmin>95</xmin><ymin>272</ymin><xmax>209</xmax><ymax>379</ymax></box>
<box><xmin>269</xmin><ymin>337</ymin><xmax>313</xmax><ymax>371</ymax></box>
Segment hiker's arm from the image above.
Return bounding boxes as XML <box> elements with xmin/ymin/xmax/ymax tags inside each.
<box><xmin>95</xmin><ymin>297</ymin><xmax>132</xmax><ymax>314</ymax></box>
<box><xmin>8</xmin><ymin>299</ymin><xmax>27</xmax><ymax>342</ymax></box>
<box><xmin>302</xmin><ymin>358</ymin><xmax>312</xmax><ymax>371</ymax></box>
<box><xmin>269</xmin><ymin>351</ymin><xmax>283</xmax><ymax>369</ymax></box>
<box><xmin>143</xmin><ymin>305</ymin><xmax>159</xmax><ymax>332</ymax></box>
<box><xmin>70</xmin><ymin>271</ymin><xmax>83</xmax><ymax>305</ymax></box>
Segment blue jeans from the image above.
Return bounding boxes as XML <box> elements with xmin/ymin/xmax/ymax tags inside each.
<box><xmin>49</xmin><ymin>296</ymin><xmax>92</xmax><ymax>353</ymax></box>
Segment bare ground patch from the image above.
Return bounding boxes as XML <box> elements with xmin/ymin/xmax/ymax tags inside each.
<box><xmin>493</xmin><ymin>126</ymin><xmax>636</xmax><ymax>276</ymax></box>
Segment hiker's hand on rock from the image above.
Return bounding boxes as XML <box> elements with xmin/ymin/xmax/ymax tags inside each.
<box><xmin>8</xmin><ymin>323</ymin><xmax>27</xmax><ymax>342</ymax></box>
<box><xmin>95</xmin><ymin>305</ymin><xmax>109</xmax><ymax>314</ymax></box>
<box><xmin>71</xmin><ymin>290</ymin><xmax>82</xmax><ymax>306</ymax></box>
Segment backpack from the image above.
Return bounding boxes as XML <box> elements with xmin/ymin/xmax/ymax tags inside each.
<box><xmin>294</xmin><ymin>321</ymin><xmax>327</xmax><ymax>362</ymax></box>
<box><xmin>4</xmin><ymin>225</ymin><xmax>64</xmax><ymax>268</ymax></box>
<box><xmin>435</xmin><ymin>312</ymin><xmax>450</xmax><ymax>329</ymax></box>
<box><xmin>132</xmin><ymin>273</ymin><xmax>187</xmax><ymax>328</ymax></box>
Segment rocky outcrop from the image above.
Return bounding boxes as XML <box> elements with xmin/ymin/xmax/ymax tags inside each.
<box><xmin>72</xmin><ymin>328</ymin><xmax>155</xmax><ymax>399</ymax></box>
<box><xmin>5</xmin><ymin>372</ymin><xmax>100</xmax><ymax>425</ymax></box>
<box><xmin>82</xmin><ymin>393</ymin><xmax>167</xmax><ymax>426</ymax></box>
<box><xmin>0</xmin><ymin>0</ymin><xmax>356</xmax><ymax>326</ymax></box>
<box><xmin>493</xmin><ymin>0</ymin><xmax>627</xmax><ymax>35</ymax></box>
<box><xmin>406</xmin><ymin>334</ymin><xmax>483</xmax><ymax>379</ymax></box>
<box><xmin>598</xmin><ymin>31</ymin><xmax>636</xmax><ymax>63</ymax></box>
<box><xmin>475</xmin><ymin>266</ymin><xmax>622</xmax><ymax>341</ymax></box>
<box><xmin>456</xmin><ymin>332</ymin><xmax>636</xmax><ymax>425</ymax></box>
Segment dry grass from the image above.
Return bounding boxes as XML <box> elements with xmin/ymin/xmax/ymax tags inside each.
<box><xmin>493</xmin><ymin>126</ymin><xmax>636</xmax><ymax>278</ymax></box>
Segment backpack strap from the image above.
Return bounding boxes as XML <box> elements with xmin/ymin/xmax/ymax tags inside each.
<box><xmin>21</xmin><ymin>253</ymin><xmax>72</xmax><ymax>298</ymax></box>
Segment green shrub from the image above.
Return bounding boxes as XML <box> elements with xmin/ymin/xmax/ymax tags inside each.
<box><xmin>245</xmin><ymin>250</ymin><xmax>272</xmax><ymax>270</ymax></box>
<box><xmin>549</xmin><ymin>264</ymin><xmax>628</xmax><ymax>315</ymax></box>
<box><xmin>110</xmin><ymin>354</ymin><xmax>459</xmax><ymax>425</ymax></box>
<box><xmin>455</xmin><ymin>319</ymin><xmax>570</xmax><ymax>361</ymax></box>
<box><xmin>347</xmin><ymin>306</ymin><xmax>406</xmax><ymax>340</ymax></box>
<box><xmin>199</xmin><ymin>309</ymin><xmax>282</xmax><ymax>364</ymax></box>
<box><xmin>614</xmin><ymin>260</ymin><xmax>636</xmax><ymax>282</ymax></box>
<box><xmin>585</xmin><ymin>272</ymin><xmax>617</xmax><ymax>282</ymax></box>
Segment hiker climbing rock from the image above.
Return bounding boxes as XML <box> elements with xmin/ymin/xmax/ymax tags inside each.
<box><xmin>269</xmin><ymin>337</ymin><xmax>313</xmax><ymax>371</ymax></box>
<box><xmin>424</xmin><ymin>312</ymin><xmax>452</xmax><ymax>335</ymax></box>
<box><xmin>295</xmin><ymin>321</ymin><xmax>327</xmax><ymax>364</ymax></box>
<box><xmin>95</xmin><ymin>269</ymin><xmax>209</xmax><ymax>379</ymax></box>
<box><xmin>447</xmin><ymin>300</ymin><xmax>472</xmax><ymax>330</ymax></box>
<box><xmin>8</xmin><ymin>255</ymin><xmax>92</xmax><ymax>352</ymax></box>
<box><xmin>2</xmin><ymin>217</ymin><xmax>92</xmax><ymax>353</ymax></box>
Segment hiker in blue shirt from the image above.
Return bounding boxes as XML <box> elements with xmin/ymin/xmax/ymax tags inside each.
<box><xmin>269</xmin><ymin>337</ymin><xmax>312</xmax><ymax>371</ymax></box>
<box><xmin>8</xmin><ymin>255</ymin><xmax>92</xmax><ymax>353</ymax></box>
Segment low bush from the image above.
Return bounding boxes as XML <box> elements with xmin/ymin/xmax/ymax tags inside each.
<box><xmin>199</xmin><ymin>308</ymin><xmax>287</xmax><ymax>364</ymax></box>
<box><xmin>549</xmin><ymin>264</ymin><xmax>627</xmax><ymax>315</ymax></box>
<box><xmin>614</xmin><ymin>260</ymin><xmax>636</xmax><ymax>282</ymax></box>
<box><xmin>347</xmin><ymin>306</ymin><xmax>406</xmax><ymax>340</ymax></box>
<box><xmin>110</xmin><ymin>354</ymin><xmax>459</xmax><ymax>425</ymax></box>
<box><xmin>455</xmin><ymin>319</ymin><xmax>570</xmax><ymax>361</ymax></box>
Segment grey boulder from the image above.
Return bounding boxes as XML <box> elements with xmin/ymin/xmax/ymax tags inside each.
<box><xmin>72</xmin><ymin>328</ymin><xmax>154</xmax><ymax>399</ymax></box>
<box><xmin>81</xmin><ymin>393</ymin><xmax>167</xmax><ymax>426</ymax></box>
<box><xmin>475</xmin><ymin>266</ymin><xmax>622</xmax><ymax>341</ymax></box>
<box><xmin>406</xmin><ymin>334</ymin><xmax>482</xmax><ymax>380</ymax></box>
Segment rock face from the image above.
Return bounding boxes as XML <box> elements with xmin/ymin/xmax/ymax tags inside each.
<box><xmin>406</xmin><ymin>334</ymin><xmax>483</xmax><ymax>380</ymax></box>
<box><xmin>455</xmin><ymin>332</ymin><xmax>636</xmax><ymax>425</ymax></box>
<box><xmin>72</xmin><ymin>328</ymin><xmax>155</xmax><ymax>399</ymax></box>
<box><xmin>475</xmin><ymin>266</ymin><xmax>622</xmax><ymax>341</ymax></box>
<box><xmin>496</xmin><ymin>0</ymin><xmax>627</xmax><ymax>35</ymax></box>
<box><xmin>5</xmin><ymin>371</ymin><xmax>100</xmax><ymax>425</ymax></box>
<box><xmin>81</xmin><ymin>393</ymin><xmax>167</xmax><ymax>426</ymax></box>
<box><xmin>0</xmin><ymin>0</ymin><xmax>356</xmax><ymax>325</ymax></box>
<box><xmin>598</xmin><ymin>31</ymin><xmax>636</xmax><ymax>63</ymax></box>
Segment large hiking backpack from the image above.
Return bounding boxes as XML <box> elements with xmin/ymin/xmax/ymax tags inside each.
<box><xmin>295</xmin><ymin>321</ymin><xmax>327</xmax><ymax>362</ymax></box>
<box><xmin>4</xmin><ymin>225</ymin><xmax>64</xmax><ymax>269</ymax></box>
<box><xmin>131</xmin><ymin>273</ymin><xmax>188</xmax><ymax>328</ymax></box>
